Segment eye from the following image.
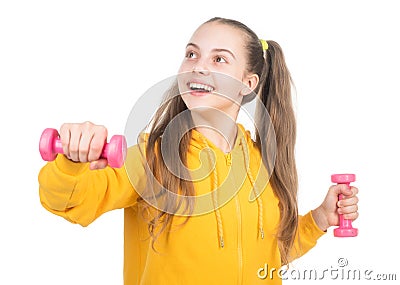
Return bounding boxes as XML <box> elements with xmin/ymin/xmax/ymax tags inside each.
<box><xmin>214</xmin><ymin>56</ymin><xmax>227</xmax><ymax>63</ymax></box>
<box><xmin>186</xmin><ymin>51</ymin><xmax>197</xmax><ymax>59</ymax></box>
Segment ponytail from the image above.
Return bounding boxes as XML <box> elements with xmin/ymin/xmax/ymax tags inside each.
<box><xmin>256</xmin><ymin>40</ymin><xmax>298</xmax><ymax>265</ymax></box>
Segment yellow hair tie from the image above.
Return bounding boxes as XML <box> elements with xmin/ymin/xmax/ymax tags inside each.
<box><xmin>260</xmin><ymin>39</ymin><xmax>268</xmax><ymax>51</ymax></box>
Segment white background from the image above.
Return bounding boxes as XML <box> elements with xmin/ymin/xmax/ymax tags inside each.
<box><xmin>1</xmin><ymin>0</ymin><xmax>399</xmax><ymax>284</ymax></box>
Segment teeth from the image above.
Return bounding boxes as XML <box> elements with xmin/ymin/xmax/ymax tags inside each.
<box><xmin>189</xmin><ymin>82</ymin><xmax>214</xmax><ymax>92</ymax></box>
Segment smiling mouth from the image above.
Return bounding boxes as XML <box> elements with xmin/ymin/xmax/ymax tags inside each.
<box><xmin>188</xmin><ymin>82</ymin><xmax>215</xmax><ymax>93</ymax></box>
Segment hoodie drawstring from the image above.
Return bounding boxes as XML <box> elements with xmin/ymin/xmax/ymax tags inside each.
<box><xmin>200</xmin><ymin>133</ymin><xmax>265</xmax><ymax>249</ymax></box>
<box><xmin>240</xmin><ymin>137</ymin><xmax>265</xmax><ymax>240</ymax></box>
<box><xmin>200</xmin><ymin>137</ymin><xmax>225</xmax><ymax>248</ymax></box>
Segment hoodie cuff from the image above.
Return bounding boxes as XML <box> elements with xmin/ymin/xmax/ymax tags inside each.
<box><xmin>302</xmin><ymin>210</ymin><xmax>327</xmax><ymax>239</ymax></box>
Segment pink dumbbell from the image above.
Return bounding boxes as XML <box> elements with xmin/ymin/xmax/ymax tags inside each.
<box><xmin>331</xmin><ymin>174</ymin><xmax>358</xmax><ymax>237</ymax></box>
<box><xmin>39</xmin><ymin>128</ymin><xmax>127</xmax><ymax>168</ymax></box>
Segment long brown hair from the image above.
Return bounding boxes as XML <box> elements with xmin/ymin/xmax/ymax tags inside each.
<box><xmin>140</xmin><ymin>17</ymin><xmax>298</xmax><ymax>265</ymax></box>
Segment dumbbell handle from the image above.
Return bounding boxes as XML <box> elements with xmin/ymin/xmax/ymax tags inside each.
<box><xmin>338</xmin><ymin>184</ymin><xmax>352</xmax><ymax>229</ymax></box>
<box><xmin>51</xmin><ymin>137</ymin><xmax>112</xmax><ymax>160</ymax></box>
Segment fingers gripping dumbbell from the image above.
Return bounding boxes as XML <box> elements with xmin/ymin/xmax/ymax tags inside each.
<box><xmin>39</xmin><ymin>128</ymin><xmax>127</xmax><ymax>168</ymax></box>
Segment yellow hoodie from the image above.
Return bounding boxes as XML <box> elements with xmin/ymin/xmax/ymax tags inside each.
<box><xmin>38</xmin><ymin>124</ymin><xmax>325</xmax><ymax>285</ymax></box>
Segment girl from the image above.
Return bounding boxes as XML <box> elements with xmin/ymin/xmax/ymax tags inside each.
<box><xmin>38</xmin><ymin>17</ymin><xmax>359</xmax><ymax>285</ymax></box>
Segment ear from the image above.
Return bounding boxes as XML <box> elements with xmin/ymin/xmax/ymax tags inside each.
<box><xmin>240</xmin><ymin>73</ymin><xmax>259</xmax><ymax>96</ymax></box>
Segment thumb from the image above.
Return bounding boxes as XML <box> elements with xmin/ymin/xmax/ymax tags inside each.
<box><xmin>89</xmin><ymin>159</ymin><xmax>108</xmax><ymax>170</ymax></box>
<box><xmin>331</xmin><ymin>184</ymin><xmax>353</xmax><ymax>198</ymax></box>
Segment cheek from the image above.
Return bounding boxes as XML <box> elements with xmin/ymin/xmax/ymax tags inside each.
<box><xmin>214</xmin><ymin>73</ymin><xmax>244</xmax><ymax>98</ymax></box>
<box><xmin>178</xmin><ymin>61</ymin><xmax>192</xmax><ymax>73</ymax></box>
<box><xmin>217</xmin><ymin>68</ymin><xmax>245</xmax><ymax>86</ymax></box>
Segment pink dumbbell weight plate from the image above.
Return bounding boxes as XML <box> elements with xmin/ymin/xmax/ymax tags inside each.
<box><xmin>39</xmin><ymin>128</ymin><xmax>127</xmax><ymax>168</ymax></box>
<box><xmin>331</xmin><ymin>174</ymin><xmax>356</xmax><ymax>184</ymax></box>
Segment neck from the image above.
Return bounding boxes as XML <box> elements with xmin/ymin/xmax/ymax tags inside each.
<box><xmin>196</xmin><ymin>126</ymin><xmax>238</xmax><ymax>153</ymax></box>
<box><xmin>191</xmin><ymin>108</ymin><xmax>238</xmax><ymax>153</ymax></box>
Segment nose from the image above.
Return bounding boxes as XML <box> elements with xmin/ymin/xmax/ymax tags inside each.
<box><xmin>192</xmin><ymin>61</ymin><xmax>210</xmax><ymax>76</ymax></box>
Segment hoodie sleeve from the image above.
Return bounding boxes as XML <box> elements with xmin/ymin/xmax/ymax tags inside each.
<box><xmin>38</xmin><ymin>145</ymin><xmax>145</xmax><ymax>226</ymax></box>
<box><xmin>289</xmin><ymin>211</ymin><xmax>326</xmax><ymax>261</ymax></box>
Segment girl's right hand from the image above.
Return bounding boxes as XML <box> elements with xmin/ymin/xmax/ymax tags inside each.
<box><xmin>59</xmin><ymin>121</ymin><xmax>109</xmax><ymax>170</ymax></box>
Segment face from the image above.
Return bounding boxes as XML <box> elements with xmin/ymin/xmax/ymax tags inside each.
<box><xmin>177</xmin><ymin>22</ymin><xmax>259</xmax><ymax>119</ymax></box>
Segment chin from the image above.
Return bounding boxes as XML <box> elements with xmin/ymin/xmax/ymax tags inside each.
<box><xmin>183</xmin><ymin>94</ymin><xmax>234</xmax><ymax>117</ymax></box>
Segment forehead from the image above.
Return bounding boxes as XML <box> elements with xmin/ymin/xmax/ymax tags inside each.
<box><xmin>189</xmin><ymin>22</ymin><xmax>246</xmax><ymax>51</ymax></box>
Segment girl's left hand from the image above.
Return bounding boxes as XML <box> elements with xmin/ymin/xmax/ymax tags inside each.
<box><xmin>312</xmin><ymin>184</ymin><xmax>359</xmax><ymax>232</ymax></box>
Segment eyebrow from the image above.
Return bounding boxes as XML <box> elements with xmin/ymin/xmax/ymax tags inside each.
<box><xmin>186</xmin><ymin>43</ymin><xmax>236</xmax><ymax>60</ymax></box>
